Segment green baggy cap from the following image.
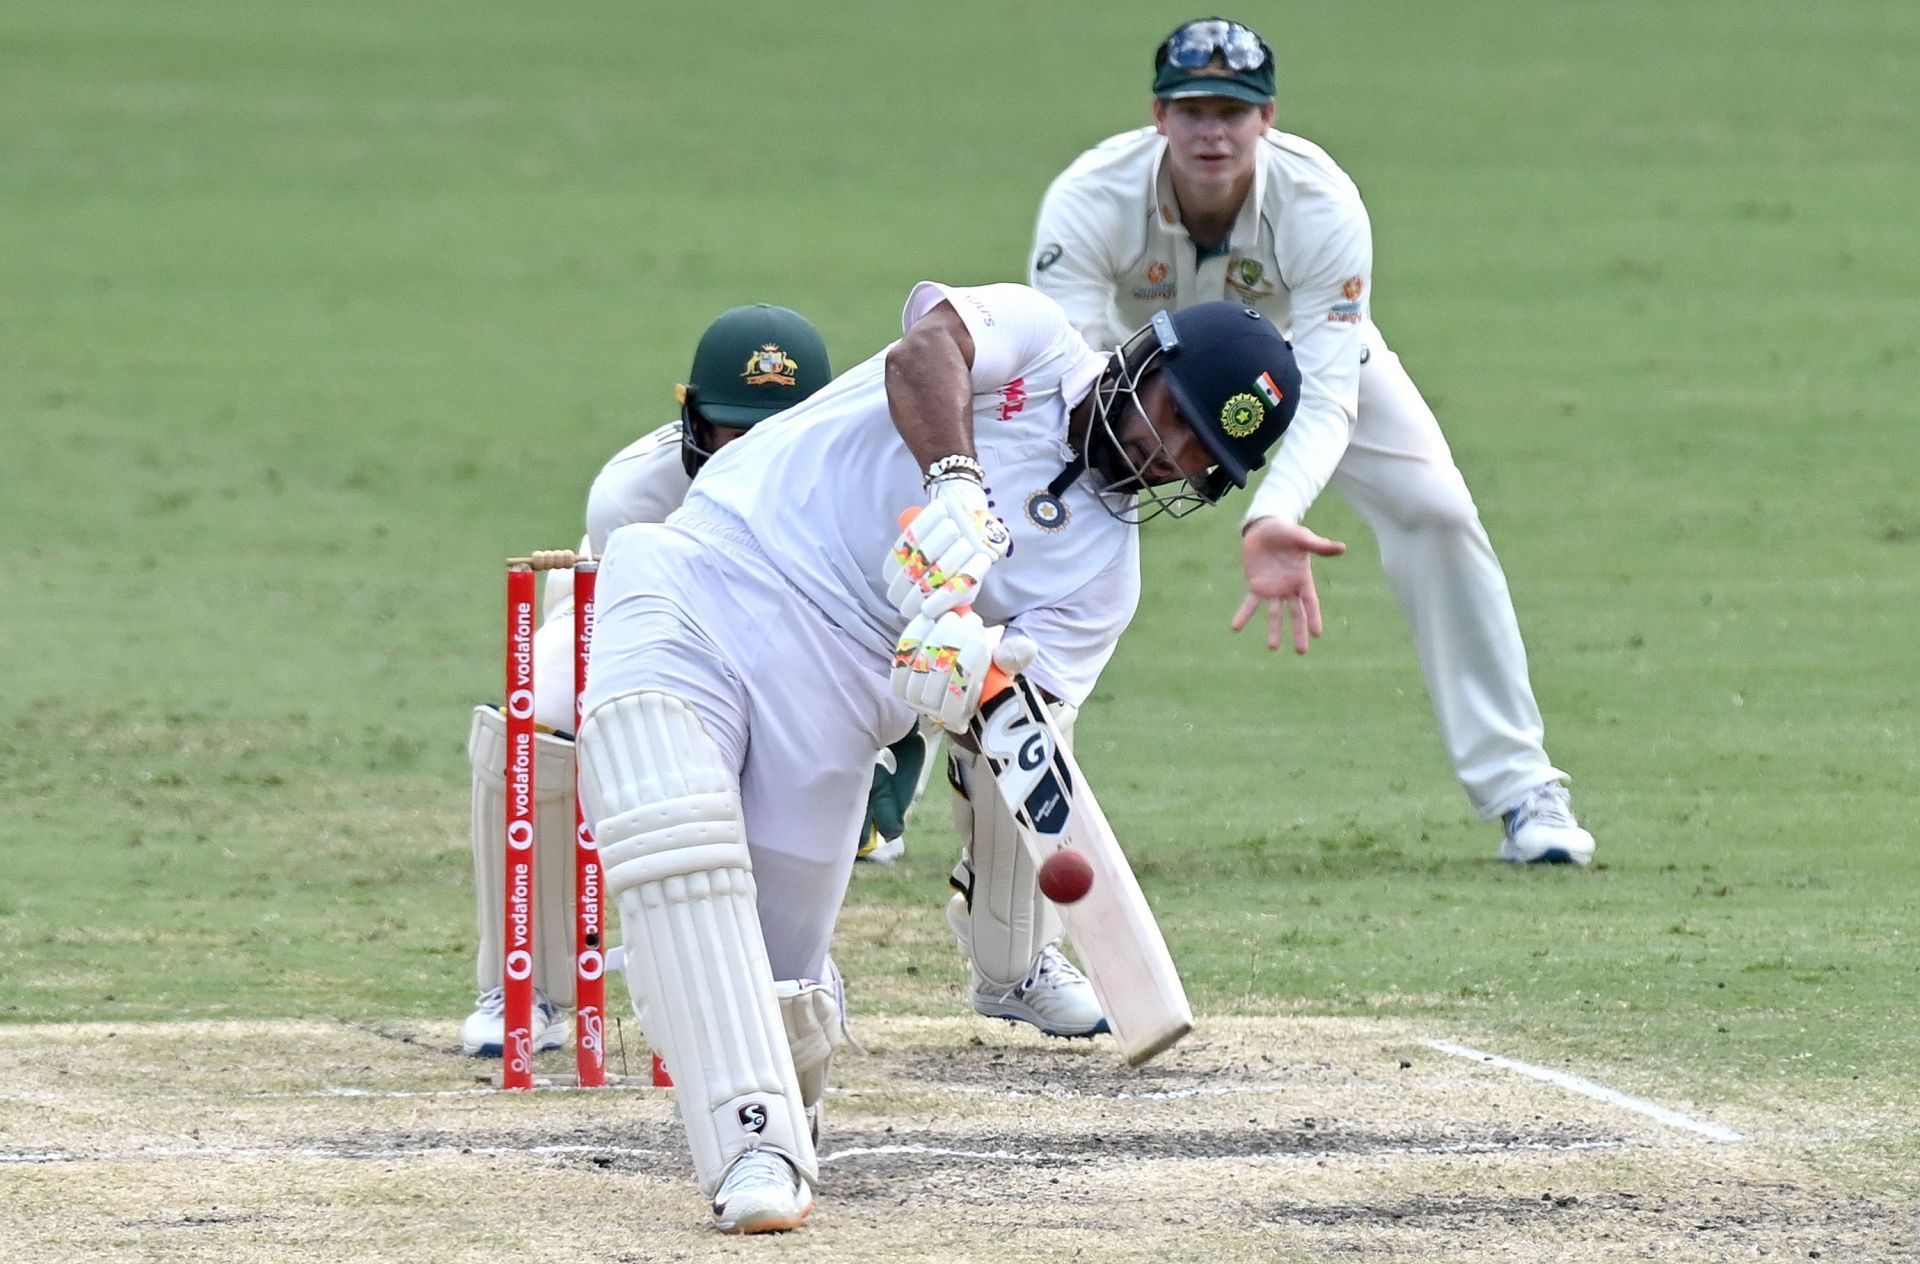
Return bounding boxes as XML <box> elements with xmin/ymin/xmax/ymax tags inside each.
<box><xmin>1152</xmin><ymin>17</ymin><xmax>1276</xmax><ymax>105</ymax></box>
<box><xmin>685</xmin><ymin>305</ymin><xmax>832</xmax><ymax>426</ymax></box>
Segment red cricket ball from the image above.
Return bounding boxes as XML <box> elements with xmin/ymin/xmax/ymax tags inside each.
<box><xmin>1038</xmin><ymin>848</ymin><xmax>1094</xmax><ymax>904</ymax></box>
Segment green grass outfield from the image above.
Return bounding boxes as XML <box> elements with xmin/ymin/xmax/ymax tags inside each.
<box><xmin>3</xmin><ymin>0</ymin><xmax>1915</xmax><ymax>1166</ymax></box>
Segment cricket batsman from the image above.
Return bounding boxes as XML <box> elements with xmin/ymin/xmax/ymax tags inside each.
<box><xmin>575</xmin><ymin>281</ymin><xmax>1299</xmax><ymax>1231</ymax></box>
<box><xmin>1026</xmin><ymin>17</ymin><xmax>1596</xmax><ymax>864</ymax></box>
<box><xmin>459</xmin><ymin>304</ymin><xmax>1080</xmax><ymax>1056</ymax></box>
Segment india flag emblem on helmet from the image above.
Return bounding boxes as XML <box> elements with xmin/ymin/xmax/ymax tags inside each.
<box><xmin>1254</xmin><ymin>371</ymin><xmax>1286</xmax><ymax>409</ymax></box>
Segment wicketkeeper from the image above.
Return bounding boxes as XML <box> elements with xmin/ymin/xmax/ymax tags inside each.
<box><xmin>459</xmin><ymin>305</ymin><xmax>833</xmax><ymax>1056</ymax></box>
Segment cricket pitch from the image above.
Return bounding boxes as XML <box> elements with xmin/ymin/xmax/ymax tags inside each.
<box><xmin>1</xmin><ymin>1017</ymin><xmax>1910</xmax><ymax>1261</ymax></box>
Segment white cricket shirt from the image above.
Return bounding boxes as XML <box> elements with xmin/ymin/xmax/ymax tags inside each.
<box><xmin>681</xmin><ymin>282</ymin><xmax>1139</xmax><ymax>707</ymax></box>
<box><xmin>1030</xmin><ymin>126</ymin><xmax>1374</xmax><ymax>526</ymax></box>
<box><xmin>583</xmin><ymin>422</ymin><xmax>693</xmax><ymax>554</ymax></box>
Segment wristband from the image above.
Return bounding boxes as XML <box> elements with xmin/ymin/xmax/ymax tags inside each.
<box><xmin>923</xmin><ymin>454</ymin><xmax>985</xmax><ymax>488</ymax></box>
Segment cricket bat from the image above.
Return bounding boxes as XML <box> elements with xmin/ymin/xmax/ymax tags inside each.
<box><xmin>970</xmin><ymin>668</ymin><xmax>1194</xmax><ymax>1066</ymax></box>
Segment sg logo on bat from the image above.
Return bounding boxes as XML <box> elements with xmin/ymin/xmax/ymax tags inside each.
<box><xmin>976</xmin><ymin>679</ymin><xmax>1074</xmax><ymax>838</ymax></box>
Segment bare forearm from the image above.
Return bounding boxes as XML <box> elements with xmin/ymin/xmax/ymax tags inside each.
<box><xmin>884</xmin><ymin>305</ymin><xmax>977</xmax><ymax>472</ymax></box>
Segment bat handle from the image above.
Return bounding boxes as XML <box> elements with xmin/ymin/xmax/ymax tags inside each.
<box><xmin>897</xmin><ymin>507</ymin><xmax>1015</xmax><ymax>703</ymax></box>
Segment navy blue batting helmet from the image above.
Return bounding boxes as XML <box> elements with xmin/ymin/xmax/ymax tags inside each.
<box><xmin>1151</xmin><ymin>303</ymin><xmax>1300</xmax><ymax>492</ymax></box>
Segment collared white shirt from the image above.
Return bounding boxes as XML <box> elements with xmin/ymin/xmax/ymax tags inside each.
<box><xmin>681</xmin><ymin>282</ymin><xmax>1138</xmax><ymax>706</ymax></box>
<box><xmin>584</xmin><ymin>422</ymin><xmax>693</xmax><ymax>555</ymax></box>
<box><xmin>1031</xmin><ymin>126</ymin><xmax>1374</xmax><ymax>525</ymax></box>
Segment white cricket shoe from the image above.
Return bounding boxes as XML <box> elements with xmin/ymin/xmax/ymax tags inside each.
<box><xmin>459</xmin><ymin>986</ymin><xmax>569</xmax><ymax>1057</ymax></box>
<box><xmin>946</xmin><ymin>894</ymin><xmax>1109</xmax><ymax>1038</ymax></box>
<box><xmin>855</xmin><ymin>826</ymin><xmax>905</xmax><ymax>864</ymax></box>
<box><xmin>712</xmin><ymin>1150</ymin><xmax>812</xmax><ymax>1234</ymax></box>
<box><xmin>973</xmin><ymin>952</ymin><xmax>1110</xmax><ymax>1038</ymax></box>
<box><xmin>1499</xmin><ymin>783</ymin><xmax>1596</xmax><ymax>866</ymax></box>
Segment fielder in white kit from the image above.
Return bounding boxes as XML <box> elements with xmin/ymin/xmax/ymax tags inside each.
<box><xmin>1029</xmin><ymin>18</ymin><xmax>1595</xmax><ymax>863</ymax></box>
<box><xmin>577</xmin><ymin>280</ymin><xmax>1300</xmax><ymax>1232</ymax></box>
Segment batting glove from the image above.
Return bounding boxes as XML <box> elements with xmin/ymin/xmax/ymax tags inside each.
<box><xmin>891</xmin><ymin>615</ymin><xmax>1039</xmax><ymax>732</ymax></box>
<box><xmin>884</xmin><ymin>478</ymin><xmax>1011</xmax><ymax>621</ymax></box>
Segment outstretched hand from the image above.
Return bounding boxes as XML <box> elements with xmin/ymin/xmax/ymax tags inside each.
<box><xmin>1231</xmin><ymin>517</ymin><xmax>1347</xmax><ymax>654</ymax></box>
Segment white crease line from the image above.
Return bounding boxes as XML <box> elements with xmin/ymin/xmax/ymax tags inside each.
<box><xmin>1424</xmin><ymin>1039</ymin><xmax>1743</xmax><ymax>1142</ymax></box>
<box><xmin>825</xmin><ymin>1137</ymin><xmax>1622</xmax><ymax>1166</ymax></box>
<box><xmin>0</xmin><ymin>1142</ymin><xmax>1065</xmax><ymax>1169</ymax></box>
<box><xmin>0</xmin><ymin>1084</ymin><xmax>661</xmax><ymax>1104</ymax></box>
<box><xmin>1362</xmin><ymin>1138</ymin><xmax>1622</xmax><ymax>1158</ymax></box>
<box><xmin>3</xmin><ymin>1134</ymin><xmax>1626</xmax><ymax>1170</ymax></box>
<box><xmin>940</xmin><ymin>1081</ymin><xmax>1294</xmax><ymax>1101</ymax></box>
<box><xmin>0</xmin><ymin>1142</ymin><xmax>667</xmax><ymax>1166</ymax></box>
<box><xmin>822</xmin><ymin>1143</ymin><xmax>1075</xmax><ymax>1163</ymax></box>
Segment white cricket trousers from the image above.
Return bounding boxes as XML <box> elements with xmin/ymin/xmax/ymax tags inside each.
<box><xmin>582</xmin><ymin>512</ymin><xmax>914</xmax><ymax>981</ymax></box>
<box><xmin>1331</xmin><ymin>326</ymin><xmax>1565</xmax><ymax>816</ymax></box>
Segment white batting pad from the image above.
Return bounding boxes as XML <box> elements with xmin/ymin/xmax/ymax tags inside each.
<box><xmin>577</xmin><ymin>690</ymin><xmax>816</xmax><ymax>1194</ymax></box>
<box><xmin>775</xmin><ymin>974</ymin><xmax>848</xmax><ymax>1116</ymax></box>
<box><xmin>947</xmin><ymin>702</ymin><xmax>1078</xmax><ymax>987</ymax></box>
<box><xmin>467</xmin><ymin>705</ymin><xmax>582</xmax><ymax>1005</ymax></box>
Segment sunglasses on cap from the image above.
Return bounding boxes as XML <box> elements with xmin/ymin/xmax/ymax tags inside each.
<box><xmin>1157</xmin><ymin>19</ymin><xmax>1271</xmax><ymax>72</ymax></box>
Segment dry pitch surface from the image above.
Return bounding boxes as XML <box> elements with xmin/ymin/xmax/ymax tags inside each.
<box><xmin>2</xmin><ymin>1017</ymin><xmax>1912</xmax><ymax>1262</ymax></box>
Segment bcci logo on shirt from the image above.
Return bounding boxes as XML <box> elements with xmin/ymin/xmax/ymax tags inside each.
<box><xmin>1024</xmin><ymin>490</ymin><xmax>1070</xmax><ymax>533</ymax></box>
<box><xmin>742</xmin><ymin>343</ymin><xmax>799</xmax><ymax>387</ymax></box>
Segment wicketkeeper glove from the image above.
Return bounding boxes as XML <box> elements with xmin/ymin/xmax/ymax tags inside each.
<box><xmin>884</xmin><ymin>475</ymin><xmax>1012</xmax><ymax>621</ymax></box>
